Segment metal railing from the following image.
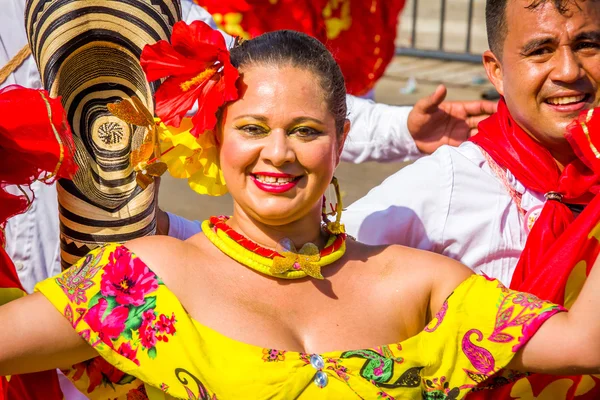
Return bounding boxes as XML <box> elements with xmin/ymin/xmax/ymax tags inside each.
<box><xmin>396</xmin><ymin>0</ymin><xmax>483</xmax><ymax>63</ymax></box>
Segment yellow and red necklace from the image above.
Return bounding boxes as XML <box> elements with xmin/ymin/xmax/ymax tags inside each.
<box><xmin>201</xmin><ymin>215</ymin><xmax>347</xmax><ymax>279</ymax></box>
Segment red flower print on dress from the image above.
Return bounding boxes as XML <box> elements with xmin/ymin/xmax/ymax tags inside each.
<box><xmin>72</xmin><ymin>358</ymin><xmax>126</xmax><ymax>394</ymax></box>
<box><xmin>140</xmin><ymin>319</ymin><xmax>158</xmax><ymax>349</ymax></box>
<box><xmin>117</xmin><ymin>342</ymin><xmax>140</xmax><ymax>366</ymax></box>
<box><xmin>140</xmin><ymin>20</ymin><xmax>240</xmax><ymax>137</ymax></box>
<box><xmin>156</xmin><ymin>313</ymin><xmax>177</xmax><ymax>335</ymax></box>
<box><xmin>84</xmin><ymin>298</ymin><xmax>129</xmax><ymax>347</ymax></box>
<box><xmin>101</xmin><ymin>246</ymin><xmax>159</xmax><ymax>306</ymax></box>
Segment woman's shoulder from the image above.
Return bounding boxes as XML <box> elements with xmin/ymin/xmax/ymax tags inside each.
<box><xmin>124</xmin><ymin>235</ymin><xmax>204</xmax><ymax>288</ymax></box>
<box><xmin>346</xmin><ymin>240</ymin><xmax>473</xmax><ymax>309</ymax></box>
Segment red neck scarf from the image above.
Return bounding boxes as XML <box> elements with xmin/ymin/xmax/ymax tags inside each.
<box><xmin>471</xmin><ymin>98</ymin><xmax>600</xmax><ymax>292</ymax></box>
<box><xmin>467</xmin><ymin>99</ymin><xmax>600</xmax><ymax>400</ymax></box>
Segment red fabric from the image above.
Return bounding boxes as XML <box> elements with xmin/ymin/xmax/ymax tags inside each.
<box><xmin>195</xmin><ymin>0</ymin><xmax>407</xmax><ymax>96</ymax></box>
<box><xmin>0</xmin><ymin>85</ymin><xmax>77</xmax><ymax>235</ymax></box>
<box><xmin>327</xmin><ymin>0</ymin><xmax>406</xmax><ymax>95</ymax></box>
<box><xmin>472</xmin><ymin>99</ymin><xmax>600</xmax><ymax>292</ymax></box>
<box><xmin>0</xmin><ymin>85</ymin><xmax>76</xmax><ymax>400</ymax></box>
<box><xmin>467</xmin><ymin>101</ymin><xmax>600</xmax><ymax>398</ymax></box>
<box><xmin>141</xmin><ymin>21</ymin><xmax>240</xmax><ymax>137</ymax></box>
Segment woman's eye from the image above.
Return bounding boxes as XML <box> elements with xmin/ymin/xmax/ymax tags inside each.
<box><xmin>238</xmin><ymin>125</ymin><xmax>267</xmax><ymax>135</ymax></box>
<box><xmin>292</xmin><ymin>127</ymin><xmax>321</xmax><ymax>137</ymax></box>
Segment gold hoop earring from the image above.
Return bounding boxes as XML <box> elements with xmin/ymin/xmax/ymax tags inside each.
<box><xmin>322</xmin><ymin>176</ymin><xmax>345</xmax><ymax>235</ymax></box>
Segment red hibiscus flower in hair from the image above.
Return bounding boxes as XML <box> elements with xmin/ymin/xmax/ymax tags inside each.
<box><xmin>141</xmin><ymin>20</ymin><xmax>240</xmax><ymax>137</ymax></box>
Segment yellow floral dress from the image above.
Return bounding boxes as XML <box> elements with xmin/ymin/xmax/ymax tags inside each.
<box><xmin>35</xmin><ymin>244</ymin><xmax>564</xmax><ymax>400</ymax></box>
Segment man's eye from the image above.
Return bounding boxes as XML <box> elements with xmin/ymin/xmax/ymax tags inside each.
<box><xmin>528</xmin><ymin>47</ymin><xmax>553</xmax><ymax>56</ymax></box>
<box><xmin>576</xmin><ymin>42</ymin><xmax>600</xmax><ymax>51</ymax></box>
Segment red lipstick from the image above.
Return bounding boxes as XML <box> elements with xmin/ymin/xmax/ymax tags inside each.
<box><xmin>251</xmin><ymin>172</ymin><xmax>301</xmax><ymax>194</ymax></box>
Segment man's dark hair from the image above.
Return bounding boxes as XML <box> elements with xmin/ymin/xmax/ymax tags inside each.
<box><xmin>486</xmin><ymin>0</ymin><xmax>576</xmax><ymax>57</ymax></box>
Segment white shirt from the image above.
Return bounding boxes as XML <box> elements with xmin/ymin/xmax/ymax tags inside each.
<box><xmin>344</xmin><ymin>142</ymin><xmax>546</xmax><ymax>285</ymax></box>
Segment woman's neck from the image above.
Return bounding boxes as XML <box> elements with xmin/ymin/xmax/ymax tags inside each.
<box><xmin>226</xmin><ymin>205</ymin><xmax>327</xmax><ymax>251</ymax></box>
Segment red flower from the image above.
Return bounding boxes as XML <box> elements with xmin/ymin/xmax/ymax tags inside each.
<box><xmin>84</xmin><ymin>298</ymin><xmax>129</xmax><ymax>347</ymax></box>
<box><xmin>101</xmin><ymin>246</ymin><xmax>159</xmax><ymax>306</ymax></box>
<box><xmin>117</xmin><ymin>342</ymin><xmax>140</xmax><ymax>366</ymax></box>
<box><xmin>72</xmin><ymin>358</ymin><xmax>126</xmax><ymax>394</ymax></box>
<box><xmin>143</xmin><ymin>309</ymin><xmax>156</xmax><ymax>322</ymax></box>
<box><xmin>156</xmin><ymin>313</ymin><xmax>176</xmax><ymax>335</ymax></box>
<box><xmin>141</xmin><ymin>21</ymin><xmax>240</xmax><ymax>137</ymax></box>
<box><xmin>140</xmin><ymin>320</ymin><xmax>157</xmax><ymax>349</ymax></box>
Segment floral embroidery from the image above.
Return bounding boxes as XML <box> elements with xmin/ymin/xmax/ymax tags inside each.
<box><xmin>118</xmin><ymin>342</ymin><xmax>140</xmax><ymax>366</ymax></box>
<box><xmin>376</xmin><ymin>390</ymin><xmax>395</xmax><ymax>399</ymax></box>
<box><xmin>423</xmin><ymin>376</ymin><xmax>461</xmax><ymax>399</ymax></box>
<box><xmin>125</xmin><ymin>384</ymin><xmax>147</xmax><ymax>400</ymax></box>
<box><xmin>56</xmin><ymin>247</ymin><xmax>105</xmax><ymax>305</ymax></box>
<box><xmin>462</xmin><ymin>329</ymin><xmax>497</xmax><ymax>384</ymax></box>
<box><xmin>262</xmin><ymin>348</ymin><xmax>286</xmax><ymax>362</ymax></box>
<box><xmin>340</xmin><ymin>347</ymin><xmax>410</xmax><ymax>387</ymax></box>
<box><xmin>488</xmin><ymin>285</ymin><xmax>563</xmax><ymax>352</ymax></box>
<box><xmin>512</xmin><ymin>293</ymin><xmax>544</xmax><ymax>310</ymax></box>
<box><xmin>326</xmin><ymin>357</ymin><xmax>351</xmax><ymax>381</ymax></box>
<box><xmin>175</xmin><ymin>368</ymin><xmax>218</xmax><ymax>400</ymax></box>
<box><xmin>70</xmin><ymin>357</ymin><xmax>134</xmax><ymax>394</ymax></box>
<box><xmin>100</xmin><ymin>245</ymin><xmax>159</xmax><ymax>306</ymax></box>
<box><xmin>84</xmin><ymin>298</ymin><xmax>129</xmax><ymax>347</ymax></box>
<box><xmin>425</xmin><ymin>299</ymin><xmax>449</xmax><ymax>333</ymax></box>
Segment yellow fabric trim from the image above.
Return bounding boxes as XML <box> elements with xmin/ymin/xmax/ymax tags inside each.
<box><xmin>0</xmin><ymin>287</ymin><xmax>27</xmax><ymax>305</ymax></box>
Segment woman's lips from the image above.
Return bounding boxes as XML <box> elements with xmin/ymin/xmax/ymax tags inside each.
<box><xmin>251</xmin><ymin>173</ymin><xmax>302</xmax><ymax>194</ymax></box>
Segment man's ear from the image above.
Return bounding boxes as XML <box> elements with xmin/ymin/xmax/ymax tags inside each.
<box><xmin>483</xmin><ymin>50</ymin><xmax>504</xmax><ymax>96</ymax></box>
<box><xmin>335</xmin><ymin>119</ymin><xmax>351</xmax><ymax>165</ymax></box>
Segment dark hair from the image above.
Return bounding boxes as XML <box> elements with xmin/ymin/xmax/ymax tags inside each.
<box><xmin>486</xmin><ymin>0</ymin><xmax>580</xmax><ymax>57</ymax></box>
<box><xmin>230</xmin><ymin>30</ymin><xmax>347</xmax><ymax>137</ymax></box>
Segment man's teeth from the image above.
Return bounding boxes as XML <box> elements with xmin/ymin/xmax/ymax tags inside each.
<box><xmin>547</xmin><ymin>95</ymin><xmax>585</xmax><ymax>105</ymax></box>
<box><xmin>255</xmin><ymin>175</ymin><xmax>296</xmax><ymax>184</ymax></box>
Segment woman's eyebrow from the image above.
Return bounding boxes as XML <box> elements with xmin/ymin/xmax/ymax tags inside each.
<box><xmin>232</xmin><ymin>114</ymin><xmax>269</xmax><ymax>122</ymax></box>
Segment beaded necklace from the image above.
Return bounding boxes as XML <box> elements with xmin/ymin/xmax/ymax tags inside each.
<box><xmin>201</xmin><ymin>216</ymin><xmax>346</xmax><ymax>279</ymax></box>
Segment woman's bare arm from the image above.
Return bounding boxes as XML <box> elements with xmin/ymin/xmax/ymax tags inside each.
<box><xmin>0</xmin><ymin>292</ymin><xmax>96</xmax><ymax>375</ymax></box>
<box><xmin>508</xmin><ymin>255</ymin><xmax>600</xmax><ymax>374</ymax></box>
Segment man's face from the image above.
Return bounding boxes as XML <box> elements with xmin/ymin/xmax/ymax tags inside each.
<box><xmin>484</xmin><ymin>0</ymin><xmax>600</xmax><ymax>156</ymax></box>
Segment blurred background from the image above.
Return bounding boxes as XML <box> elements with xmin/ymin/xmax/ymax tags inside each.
<box><xmin>160</xmin><ymin>0</ymin><xmax>493</xmax><ymax>221</ymax></box>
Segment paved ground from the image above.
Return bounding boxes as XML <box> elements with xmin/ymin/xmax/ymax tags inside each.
<box><xmin>159</xmin><ymin>1</ymin><xmax>493</xmax><ymax>221</ymax></box>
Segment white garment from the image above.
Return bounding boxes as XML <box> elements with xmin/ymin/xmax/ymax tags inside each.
<box><xmin>344</xmin><ymin>141</ymin><xmax>546</xmax><ymax>286</ymax></box>
<box><xmin>167</xmin><ymin>142</ymin><xmax>539</xmax><ymax>286</ymax></box>
<box><xmin>343</xmin><ymin>96</ymin><xmax>420</xmax><ymax>163</ymax></box>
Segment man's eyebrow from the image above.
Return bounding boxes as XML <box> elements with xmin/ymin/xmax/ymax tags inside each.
<box><xmin>521</xmin><ymin>37</ymin><xmax>557</xmax><ymax>54</ymax></box>
<box><xmin>575</xmin><ymin>30</ymin><xmax>600</xmax><ymax>42</ymax></box>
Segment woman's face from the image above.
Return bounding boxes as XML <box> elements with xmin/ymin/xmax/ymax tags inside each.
<box><xmin>218</xmin><ymin>64</ymin><xmax>348</xmax><ymax>226</ymax></box>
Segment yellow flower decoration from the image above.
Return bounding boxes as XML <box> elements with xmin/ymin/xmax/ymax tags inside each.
<box><xmin>157</xmin><ymin>118</ymin><xmax>227</xmax><ymax>196</ymax></box>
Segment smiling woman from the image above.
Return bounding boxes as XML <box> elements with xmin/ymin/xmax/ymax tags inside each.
<box><xmin>3</xmin><ymin>20</ymin><xmax>600</xmax><ymax>400</ymax></box>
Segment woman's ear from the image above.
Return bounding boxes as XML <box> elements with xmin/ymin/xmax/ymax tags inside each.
<box><xmin>335</xmin><ymin>119</ymin><xmax>351</xmax><ymax>165</ymax></box>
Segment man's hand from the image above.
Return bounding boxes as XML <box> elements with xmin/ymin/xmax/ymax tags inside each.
<box><xmin>407</xmin><ymin>84</ymin><xmax>497</xmax><ymax>154</ymax></box>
